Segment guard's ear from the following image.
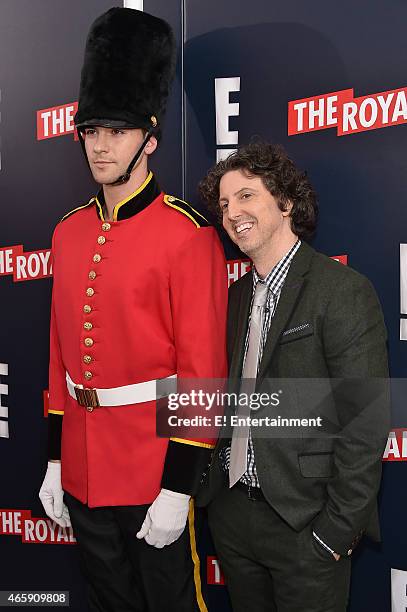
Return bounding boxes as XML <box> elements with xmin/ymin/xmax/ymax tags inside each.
<box><xmin>145</xmin><ymin>135</ymin><xmax>158</xmax><ymax>156</ymax></box>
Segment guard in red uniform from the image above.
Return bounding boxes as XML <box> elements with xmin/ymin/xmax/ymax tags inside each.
<box><xmin>39</xmin><ymin>8</ymin><xmax>227</xmax><ymax>612</ymax></box>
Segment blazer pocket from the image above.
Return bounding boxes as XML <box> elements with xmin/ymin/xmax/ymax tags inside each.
<box><xmin>298</xmin><ymin>452</ymin><xmax>334</xmax><ymax>478</ymax></box>
<box><xmin>279</xmin><ymin>323</ymin><xmax>313</xmax><ymax>344</ymax></box>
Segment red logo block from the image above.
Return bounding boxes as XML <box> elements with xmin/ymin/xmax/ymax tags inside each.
<box><xmin>0</xmin><ymin>509</ymin><xmax>75</xmax><ymax>544</ymax></box>
<box><xmin>37</xmin><ymin>102</ymin><xmax>78</xmax><ymax>140</ymax></box>
<box><xmin>331</xmin><ymin>255</ymin><xmax>348</xmax><ymax>265</ymax></box>
<box><xmin>288</xmin><ymin>86</ymin><xmax>407</xmax><ymax>137</ymax></box>
<box><xmin>227</xmin><ymin>259</ymin><xmax>251</xmax><ymax>287</ymax></box>
<box><xmin>382</xmin><ymin>429</ymin><xmax>407</xmax><ymax>462</ymax></box>
<box><xmin>207</xmin><ymin>556</ymin><xmax>225</xmax><ymax>585</ymax></box>
<box><xmin>0</xmin><ymin>245</ymin><xmax>52</xmax><ymax>282</ymax></box>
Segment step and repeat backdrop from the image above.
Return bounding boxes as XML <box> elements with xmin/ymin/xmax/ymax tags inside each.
<box><xmin>1</xmin><ymin>1</ymin><xmax>407</xmax><ymax>610</ymax></box>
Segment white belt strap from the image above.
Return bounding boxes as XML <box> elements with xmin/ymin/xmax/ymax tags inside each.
<box><xmin>66</xmin><ymin>371</ymin><xmax>177</xmax><ymax>408</ymax></box>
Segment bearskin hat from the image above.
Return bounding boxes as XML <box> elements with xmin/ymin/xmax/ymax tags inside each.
<box><xmin>75</xmin><ymin>7</ymin><xmax>176</xmax><ymax>132</ymax></box>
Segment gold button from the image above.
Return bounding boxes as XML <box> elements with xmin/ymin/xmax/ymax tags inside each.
<box><xmin>86</xmin><ymin>406</ymin><xmax>94</xmax><ymax>413</ymax></box>
<box><xmin>88</xmin><ymin>271</ymin><xmax>96</xmax><ymax>280</ymax></box>
<box><xmin>84</xmin><ymin>371</ymin><xmax>93</xmax><ymax>380</ymax></box>
<box><xmin>97</xmin><ymin>236</ymin><xmax>106</xmax><ymax>245</ymax></box>
<box><xmin>83</xmin><ymin>355</ymin><xmax>92</xmax><ymax>364</ymax></box>
<box><xmin>93</xmin><ymin>254</ymin><xmax>101</xmax><ymax>263</ymax></box>
<box><xmin>84</xmin><ymin>337</ymin><xmax>94</xmax><ymax>347</ymax></box>
<box><xmin>83</xmin><ymin>305</ymin><xmax>92</xmax><ymax>314</ymax></box>
<box><xmin>86</xmin><ymin>288</ymin><xmax>94</xmax><ymax>297</ymax></box>
<box><xmin>151</xmin><ymin>115</ymin><xmax>158</xmax><ymax>127</ymax></box>
<box><xmin>102</xmin><ymin>223</ymin><xmax>111</xmax><ymax>232</ymax></box>
<box><xmin>84</xmin><ymin>322</ymin><xmax>93</xmax><ymax>331</ymax></box>
<box><xmin>167</xmin><ymin>195</ymin><xmax>175</xmax><ymax>202</ymax></box>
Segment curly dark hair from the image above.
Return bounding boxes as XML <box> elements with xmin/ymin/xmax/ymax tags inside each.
<box><xmin>199</xmin><ymin>141</ymin><xmax>318</xmax><ymax>240</ymax></box>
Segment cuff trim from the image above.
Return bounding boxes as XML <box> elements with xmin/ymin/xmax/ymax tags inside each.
<box><xmin>170</xmin><ymin>437</ymin><xmax>215</xmax><ymax>449</ymax></box>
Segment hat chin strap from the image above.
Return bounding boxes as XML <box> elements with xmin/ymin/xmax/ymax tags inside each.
<box><xmin>108</xmin><ymin>129</ymin><xmax>153</xmax><ymax>186</ymax></box>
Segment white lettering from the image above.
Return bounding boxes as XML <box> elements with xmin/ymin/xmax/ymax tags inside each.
<box><xmin>35</xmin><ymin>519</ymin><xmax>48</xmax><ymax>542</ymax></box>
<box><xmin>205</xmin><ymin>393</ymin><xmax>216</xmax><ymax>412</ymax></box>
<box><xmin>14</xmin><ymin>512</ymin><xmax>22</xmax><ymax>534</ymax></box>
<box><xmin>47</xmin><ymin>519</ymin><xmax>56</xmax><ymax>541</ymax></box>
<box><xmin>342</xmin><ymin>102</ymin><xmax>358</xmax><ymax>132</ymax></box>
<box><xmin>52</xmin><ymin>108</ymin><xmax>65</xmax><ymax>135</ymax></box>
<box><xmin>0</xmin><ymin>250</ymin><xmax>13</xmax><ymax>274</ymax></box>
<box><xmin>326</xmin><ymin>96</ymin><xmax>338</xmax><ymax>126</ymax></box>
<box><xmin>27</xmin><ymin>254</ymin><xmax>40</xmax><ymax>278</ymax></box>
<box><xmin>392</xmin><ymin>91</ymin><xmax>407</xmax><ymax>122</ymax></box>
<box><xmin>241</xmin><ymin>261</ymin><xmax>251</xmax><ymax>276</ymax></box>
<box><xmin>293</xmin><ymin>101</ymin><xmax>307</xmax><ymax>132</ymax></box>
<box><xmin>377</xmin><ymin>93</ymin><xmax>394</xmax><ymax>124</ymax></box>
<box><xmin>1</xmin><ymin>511</ymin><xmax>14</xmax><ymax>533</ymax></box>
<box><xmin>309</xmin><ymin>98</ymin><xmax>325</xmax><ymax>129</ymax></box>
<box><xmin>211</xmin><ymin>559</ymin><xmax>222</xmax><ymax>583</ymax></box>
<box><xmin>5</xmin><ymin>249</ymin><xmax>12</xmax><ymax>273</ymax></box>
<box><xmin>178</xmin><ymin>393</ymin><xmax>190</xmax><ymax>407</ymax></box>
<box><xmin>57</xmin><ymin>526</ymin><xmax>69</xmax><ymax>542</ymax></box>
<box><xmin>216</xmin><ymin>148</ymin><xmax>236</xmax><ymax>162</ymax></box>
<box><xmin>15</xmin><ymin>256</ymin><xmax>27</xmax><ymax>279</ymax></box>
<box><xmin>391</xmin><ymin>568</ymin><xmax>407</xmax><ymax>611</ymax></box>
<box><xmin>65</xmin><ymin>105</ymin><xmax>75</xmax><ymax>132</ymax></box>
<box><xmin>215</xmin><ymin>77</ymin><xmax>240</xmax><ymax>145</ymax></box>
<box><xmin>41</xmin><ymin>111</ymin><xmax>51</xmax><ymax>137</ymax></box>
<box><xmin>227</xmin><ymin>261</ymin><xmax>251</xmax><ymax>287</ymax></box>
<box><xmin>38</xmin><ymin>250</ymin><xmax>51</xmax><ymax>275</ymax></box>
<box><xmin>383</xmin><ymin>432</ymin><xmax>400</xmax><ymax>459</ymax></box>
<box><xmin>68</xmin><ymin>526</ymin><xmax>76</xmax><ymax>543</ymax></box>
<box><xmin>359</xmin><ymin>98</ymin><xmax>377</xmax><ymax>128</ymax></box>
<box><xmin>24</xmin><ymin>520</ymin><xmax>35</xmax><ymax>542</ymax></box>
<box><xmin>0</xmin><ymin>363</ymin><xmax>8</xmax><ymax>376</ymax></box>
<box><xmin>227</xmin><ymin>262</ymin><xmax>239</xmax><ymax>285</ymax></box>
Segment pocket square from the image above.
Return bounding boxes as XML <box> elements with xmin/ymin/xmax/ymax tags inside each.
<box><xmin>282</xmin><ymin>323</ymin><xmax>311</xmax><ymax>336</ymax></box>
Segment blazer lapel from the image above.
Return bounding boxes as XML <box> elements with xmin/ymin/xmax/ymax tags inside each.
<box><xmin>257</xmin><ymin>242</ymin><xmax>315</xmax><ymax>380</ymax></box>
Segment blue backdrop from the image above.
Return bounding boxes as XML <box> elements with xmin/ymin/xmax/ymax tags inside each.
<box><xmin>0</xmin><ymin>1</ymin><xmax>406</xmax><ymax>610</ymax></box>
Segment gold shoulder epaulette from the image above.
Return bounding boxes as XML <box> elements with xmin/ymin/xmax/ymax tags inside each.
<box><xmin>60</xmin><ymin>197</ymin><xmax>97</xmax><ymax>223</ymax></box>
<box><xmin>163</xmin><ymin>194</ymin><xmax>210</xmax><ymax>228</ymax></box>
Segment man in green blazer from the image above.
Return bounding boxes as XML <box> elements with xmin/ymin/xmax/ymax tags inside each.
<box><xmin>198</xmin><ymin>142</ymin><xmax>390</xmax><ymax>612</ymax></box>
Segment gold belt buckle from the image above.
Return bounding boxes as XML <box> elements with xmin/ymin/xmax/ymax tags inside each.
<box><xmin>74</xmin><ymin>386</ymin><xmax>100</xmax><ymax>412</ymax></box>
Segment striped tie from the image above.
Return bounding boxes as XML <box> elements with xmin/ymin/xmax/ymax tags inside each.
<box><xmin>229</xmin><ymin>281</ymin><xmax>268</xmax><ymax>487</ymax></box>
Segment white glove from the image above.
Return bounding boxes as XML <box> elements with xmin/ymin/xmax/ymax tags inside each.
<box><xmin>39</xmin><ymin>461</ymin><xmax>71</xmax><ymax>528</ymax></box>
<box><xmin>136</xmin><ymin>488</ymin><xmax>190</xmax><ymax>548</ymax></box>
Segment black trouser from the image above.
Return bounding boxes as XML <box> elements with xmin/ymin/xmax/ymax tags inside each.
<box><xmin>65</xmin><ymin>492</ymin><xmax>207</xmax><ymax>612</ymax></box>
<box><xmin>208</xmin><ymin>485</ymin><xmax>351</xmax><ymax>612</ymax></box>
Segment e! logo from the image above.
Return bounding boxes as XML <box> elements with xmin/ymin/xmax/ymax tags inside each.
<box><xmin>215</xmin><ymin>77</ymin><xmax>240</xmax><ymax>162</ymax></box>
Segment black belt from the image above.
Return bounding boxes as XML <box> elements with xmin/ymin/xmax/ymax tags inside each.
<box><xmin>235</xmin><ymin>482</ymin><xmax>266</xmax><ymax>501</ymax></box>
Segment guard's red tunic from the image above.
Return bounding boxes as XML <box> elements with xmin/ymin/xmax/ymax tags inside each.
<box><xmin>48</xmin><ymin>176</ymin><xmax>228</xmax><ymax>507</ymax></box>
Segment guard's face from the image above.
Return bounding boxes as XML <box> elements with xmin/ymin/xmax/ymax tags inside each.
<box><xmin>219</xmin><ymin>169</ymin><xmax>290</xmax><ymax>259</ymax></box>
<box><xmin>82</xmin><ymin>127</ymin><xmax>148</xmax><ymax>184</ymax></box>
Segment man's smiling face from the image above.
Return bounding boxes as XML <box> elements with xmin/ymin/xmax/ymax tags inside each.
<box><xmin>219</xmin><ymin>169</ymin><xmax>289</xmax><ymax>259</ymax></box>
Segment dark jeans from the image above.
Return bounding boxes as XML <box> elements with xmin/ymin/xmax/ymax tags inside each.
<box><xmin>65</xmin><ymin>492</ymin><xmax>207</xmax><ymax>612</ymax></box>
<box><xmin>208</xmin><ymin>485</ymin><xmax>351</xmax><ymax>612</ymax></box>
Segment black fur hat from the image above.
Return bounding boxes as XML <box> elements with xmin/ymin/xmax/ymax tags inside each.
<box><xmin>75</xmin><ymin>7</ymin><xmax>176</xmax><ymax>132</ymax></box>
